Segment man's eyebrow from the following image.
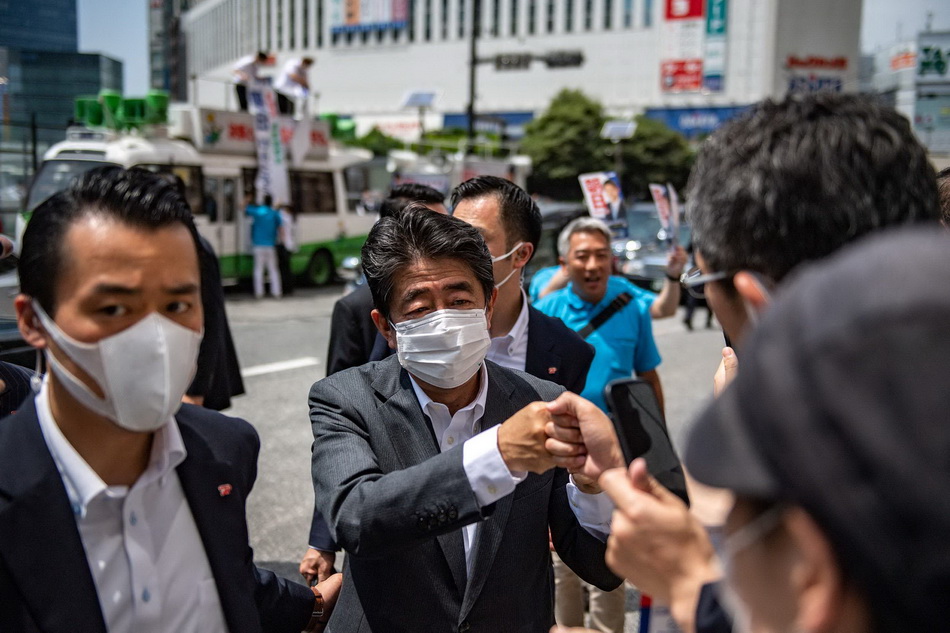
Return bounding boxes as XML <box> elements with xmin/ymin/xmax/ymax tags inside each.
<box><xmin>91</xmin><ymin>283</ymin><xmax>138</xmax><ymax>296</ymax></box>
<box><xmin>445</xmin><ymin>281</ymin><xmax>474</xmax><ymax>292</ymax></box>
<box><xmin>166</xmin><ymin>283</ymin><xmax>200</xmax><ymax>295</ymax></box>
<box><xmin>402</xmin><ymin>287</ymin><xmax>430</xmax><ymax>304</ymax></box>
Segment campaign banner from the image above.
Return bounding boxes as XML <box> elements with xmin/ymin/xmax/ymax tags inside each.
<box><xmin>247</xmin><ymin>83</ymin><xmax>290</xmax><ymax>205</ymax></box>
<box><xmin>666</xmin><ymin>182</ymin><xmax>681</xmax><ymax>245</ymax></box>
<box><xmin>579</xmin><ymin>172</ymin><xmax>628</xmax><ymax>236</ymax></box>
<box><xmin>649</xmin><ymin>184</ymin><xmax>673</xmax><ymax>235</ymax></box>
<box><xmin>330</xmin><ymin>0</ymin><xmax>409</xmax><ymax>33</ymax></box>
<box><xmin>665</xmin><ymin>0</ymin><xmax>704</xmax><ymax>20</ymax></box>
<box><xmin>195</xmin><ymin>109</ymin><xmax>330</xmax><ymax>161</ymax></box>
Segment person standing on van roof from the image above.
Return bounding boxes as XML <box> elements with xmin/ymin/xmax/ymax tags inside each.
<box><xmin>232</xmin><ymin>51</ymin><xmax>270</xmax><ymax>112</ymax></box>
<box><xmin>274</xmin><ymin>57</ymin><xmax>315</xmax><ymax>116</ymax></box>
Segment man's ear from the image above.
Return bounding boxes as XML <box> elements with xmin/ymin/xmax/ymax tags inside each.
<box><xmin>784</xmin><ymin>508</ymin><xmax>851</xmax><ymax>633</ymax></box>
<box><xmin>370</xmin><ymin>309</ymin><xmax>397</xmax><ymax>350</ymax></box>
<box><xmin>15</xmin><ymin>294</ymin><xmax>48</xmax><ymax>349</ymax></box>
<box><xmin>513</xmin><ymin>243</ymin><xmax>534</xmax><ymax>271</ymax></box>
<box><xmin>734</xmin><ymin>271</ymin><xmax>772</xmax><ymax>315</ymax></box>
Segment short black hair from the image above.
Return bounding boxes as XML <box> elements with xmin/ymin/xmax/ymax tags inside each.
<box><xmin>256</xmin><ymin>51</ymin><xmax>269</xmax><ymax>61</ymax></box>
<box><xmin>378</xmin><ymin>183</ymin><xmax>445</xmax><ymax>219</ymax></box>
<box><xmin>450</xmin><ymin>176</ymin><xmax>542</xmax><ymax>257</ymax></box>
<box><xmin>687</xmin><ymin>93</ymin><xmax>940</xmax><ymax>283</ymax></box>
<box><xmin>361</xmin><ymin>203</ymin><xmax>494</xmax><ymax>320</ymax></box>
<box><xmin>262</xmin><ymin>194</ymin><xmax>273</xmax><ymax>207</ymax></box>
<box><xmin>20</xmin><ymin>166</ymin><xmax>197</xmax><ymax>315</ymax></box>
<box><xmin>936</xmin><ymin>166</ymin><xmax>950</xmax><ymax>226</ymax></box>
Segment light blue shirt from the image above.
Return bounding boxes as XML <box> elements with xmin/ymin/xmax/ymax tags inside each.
<box><xmin>529</xmin><ymin>266</ymin><xmax>657</xmax><ymax>311</ymax></box>
<box><xmin>245</xmin><ymin>204</ymin><xmax>282</xmax><ymax>247</ymax></box>
<box><xmin>535</xmin><ymin>281</ymin><xmax>661</xmax><ymax>413</ymax></box>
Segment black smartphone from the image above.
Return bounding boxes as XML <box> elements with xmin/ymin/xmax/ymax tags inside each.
<box><xmin>604</xmin><ymin>378</ymin><xmax>690</xmax><ymax>505</ymax></box>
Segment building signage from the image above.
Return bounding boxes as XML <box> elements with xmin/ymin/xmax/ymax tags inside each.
<box><xmin>703</xmin><ymin>0</ymin><xmax>727</xmax><ymax>92</ymax></box>
<box><xmin>784</xmin><ymin>55</ymin><xmax>849</xmax><ymax>95</ymax></box>
<box><xmin>661</xmin><ymin>0</ymin><xmax>706</xmax><ymax>93</ymax></box>
<box><xmin>890</xmin><ymin>51</ymin><xmax>916</xmax><ymax>71</ymax></box>
<box><xmin>643</xmin><ymin>105</ymin><xmax>749</xmax><ymax>139</ymax></box>
<box><xmin>330</xmin><ymin>0</ymin><xmax>409</xmax><ymax>34</ymax></box>
<box><xmin>918</xmin><ymin>33</ymin><xmax>950</xmax><ymax>83</ymax></box>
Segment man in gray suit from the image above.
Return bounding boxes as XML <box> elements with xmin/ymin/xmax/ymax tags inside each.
<box><xmin>309</xmin><ymin>206</ymin><xmax>622</xmax><ymax>633</ymax></box>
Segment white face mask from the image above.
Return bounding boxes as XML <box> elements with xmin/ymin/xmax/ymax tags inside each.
<box><xmin>34</xmin><ymin>302</ymin><xmax>203</xmax><ymax>432</ymax></box>
<box><xmin>391</xmin><ymin>308</ymin><xmax>490</xmax><ymax>389</ymax></box>
<box><xmin>491</xmin><ymin>241</ymin><xmax>524</xmax><ymax>289</ymax></box>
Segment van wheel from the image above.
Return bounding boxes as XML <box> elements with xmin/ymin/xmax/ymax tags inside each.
<box><xmin>306</xmin><ymin>249</ymin><xmax>334</xmax><ymax>286</ymax></box>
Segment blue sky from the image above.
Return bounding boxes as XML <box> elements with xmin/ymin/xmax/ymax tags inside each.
<box><xmin>78</xmin><ymin>0</ymin><xmax>950</xmax><ymax>97</ymax></box>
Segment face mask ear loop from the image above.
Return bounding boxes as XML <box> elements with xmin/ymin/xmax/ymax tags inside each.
<box><xmin>30</xmin><ymin>348</ymin><xmax>43</xmax><ymax>393</ymax></box>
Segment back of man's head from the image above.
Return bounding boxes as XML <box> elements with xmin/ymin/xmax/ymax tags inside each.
<box><xmin>450</xmin><ymin>175</ymin><xmax>542</xmax><ymax>254</ymax></box>
<box><xmin>378</xmin><ymin>183</ymin><xmax>445</xmax><ymax>219</ymax></box>
<box><xmin>20</xmin><ymin>166</ymin><xmax>196</xmax><ymax>315</ymax></box>
<box><xmin>361</xmin><ymin>203</ymin><xmax>494</xmax><ymax>320</ymax></box>
<box><xmin>262</xmin><ymin>193</ymin><xmax>273</xmax><ymax>208</ymax></box>
<box><xmin>688</xmin><ymin>93</ymin><xmax>940</xmax><ymax>283</ymax></box>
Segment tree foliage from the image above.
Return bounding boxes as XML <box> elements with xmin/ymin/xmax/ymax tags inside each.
<box><xmin>347</xmin><ymin>126</ymin><xmax>405</xmax><ymax>157</ymax></box>
<box><xmin>521</xmin><ymin>89</ymin><xmax>695</xmax><ymax>200</ymax></box>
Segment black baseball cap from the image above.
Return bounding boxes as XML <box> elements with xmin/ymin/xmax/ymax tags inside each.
<box><xmin>685</xmin><ymin>227</ymin><xmax>950</xmax><ymax>630</ymax></box>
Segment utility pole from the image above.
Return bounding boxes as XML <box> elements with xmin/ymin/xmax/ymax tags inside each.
<box><xmin>466</xmin><ymin>0</ymin><xmax>482</xmax><ymax>154</ymax></box>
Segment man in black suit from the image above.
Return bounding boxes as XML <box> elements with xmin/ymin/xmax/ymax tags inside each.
<box><xmin>0</xmin><ymin>167</ymin><xmax>339</xmax><ymax>632</ymax></box>
<box><xmin>301</xmin><ymin>182</ymin><xmax>448</xmax><ymax>582</ymax></box>
<box><xmin>309</xmin><ymin>208</ymin><xmax>621</xmax><ymax>632</ymax></box>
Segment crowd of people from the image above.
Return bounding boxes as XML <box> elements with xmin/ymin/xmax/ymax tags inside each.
<box><xmin>2</xmin><ymin>91</ymin><xmax>949</xmax><ymax>633</ymax></box>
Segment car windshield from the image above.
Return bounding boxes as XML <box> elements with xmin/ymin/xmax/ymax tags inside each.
<box><xmin>26</xmin><ymin>160</ymin><xmax>118</xmax><ymax>212</ymax></box>
<box><xmin>625</xmin><ymin>207</ymin><xmax>690</xmax><ymax>246</ymax></box>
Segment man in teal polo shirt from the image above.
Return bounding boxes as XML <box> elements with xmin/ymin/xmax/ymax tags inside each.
<box><xmin>535</xmin><ymin>216</ymin><xmax>663</xmax><ymax>414</ymax></box>
<box><xmin>534</xmin><ymin>216</ymin><xmax>662</xmax><ymax>633</ymax></box>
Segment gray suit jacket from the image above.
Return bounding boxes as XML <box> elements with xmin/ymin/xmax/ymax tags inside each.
<box><xmin>309</xmin><ymin>357</ymin><xmax>620</xmax><ymax>633</ymax></box>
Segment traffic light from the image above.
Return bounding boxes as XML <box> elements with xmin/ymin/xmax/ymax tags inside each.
<box><xmin>494</xmin><ymin>53</ymin><xmax>533</xmax><ymax>71</ymax></box>
<box><xmin>544</xmin><ymin>50</ymin><xmax>584</xmax><ymax>68</ymax></box>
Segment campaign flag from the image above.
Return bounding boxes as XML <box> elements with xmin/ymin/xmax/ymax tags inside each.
<box><xmin>579</xmin><ymin>172</ymin><xmax>628</xmax><ymax>235</ymax></box>
<box><xmin>666</xmin><ymin>182</ymin><xmax>681</xmax><ymax>244</ymax></box>
<box><xmin>578</xmin><ymin>172</ymin><xmax>611</xmax><ymax>220</ymax></box>
<box><xmin>248</xmin><ymin>81</ymin><xmax>290</xmax><ymax>205</ymax></box>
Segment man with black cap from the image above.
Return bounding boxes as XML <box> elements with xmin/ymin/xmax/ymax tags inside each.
<box><xmin>546</xmin><ymin>92</ymin><xmax>942</xmax><ymax>633</ymax></box>
<box><xmin>678</xmin><ymin>227</ymin><xmax>950</xmax><ymax>632</ymax></box>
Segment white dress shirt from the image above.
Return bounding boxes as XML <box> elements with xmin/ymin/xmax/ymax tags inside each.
<box><xmin>486</xmin><ymin>289</ymin><xmax>530</xmax><ymax>372</ymax></box>
<box><xmin>232</xmin><ymin>54</ymin><xmax>259</xmax><ymax>84</ymax></box>
<box><xmin>35</xmin><ymin>379</ymin><xmax>228</xmax><ymax>633</ymax></box>
<box><xmin>274</xmin><ymin>58</ymin><xmax>308</xmax><ymax>98</ymax></box>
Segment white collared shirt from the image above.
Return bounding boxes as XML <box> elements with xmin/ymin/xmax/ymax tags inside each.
<box><xmin>486</xmin><ymin>289</ymin><xmax>530</xmax><ymax>372</ymax></box>
<box><xmin>35</xmin><ymin>379</ymin><xmax>228</xmax><ymax>633</ymax></box>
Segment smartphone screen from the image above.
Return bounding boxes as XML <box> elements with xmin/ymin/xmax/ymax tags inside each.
<box><xmin>604</xmin><ymin>378</ymin><xmax>690</xmax><ymax>505</ymax></box>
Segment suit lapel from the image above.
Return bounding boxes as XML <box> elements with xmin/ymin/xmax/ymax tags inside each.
<box><xmin>460</xmin><ymin>365</ymin><xmax>518</xmax><ymax>620</ymax></box>
<box><xmin>371</xmin><ymin>361</ymin><xmax>468</xmax><ymax>597</ymax></box>
<box><xmin>525</xmin><ymin>306</ymin><xmax>561</xmax><ymax>382</ymax></box>
<box><xmin>0</xmin><ymin>400</ymin><xmax>107</xmax><ymax>633</ymax></box>
<box><xmin>175</xmin><ymin>413</ymin><xmax>261</xmax><ymax>633</ymax></box>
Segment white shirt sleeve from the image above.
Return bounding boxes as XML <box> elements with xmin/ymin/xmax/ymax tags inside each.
<box><xmin>566</xmin><ymin>475</ymin><xmax>615</xmax><ymax>542</ymax></box>
<box><xmin>462</xmin><ymin>425</ymin><xmax>527</xmax><ymax>507</ymax></box>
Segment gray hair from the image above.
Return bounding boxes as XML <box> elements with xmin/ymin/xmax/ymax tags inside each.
<box><xmin>557</xmin><ymin>216</ymin><xmax>613</xmax><ymax>257</ymax></box>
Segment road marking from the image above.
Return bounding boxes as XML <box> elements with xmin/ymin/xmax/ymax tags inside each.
<box><xmin>241</xmin><ymin>357</ymin><xmax>321</xmax><ymax>378</ymax></box>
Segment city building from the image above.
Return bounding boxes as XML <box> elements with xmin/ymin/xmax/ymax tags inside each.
<box><xmin>149</xmin><ymin>0</ymin><xmax>205</xmax><ymax>101</ymax></box>
<box><xmin>183</xmin><ymin>0</ymin><xmax>862</xmax><ymax>141</ymax></box>
<box><xmin>0</xmin><ymin>0</ymin><xmax>122</xmax><ymax>221</ymax></box>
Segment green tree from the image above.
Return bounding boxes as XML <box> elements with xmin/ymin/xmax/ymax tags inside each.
<box><xmin>521</xmin><ymin>90</ymin><xmax>695</xmax><ymax>200</ymax></box>
<box><xmin>347</xmin><ymin>126</ymin><xmax>405</xmax><ymax>157</ymax></box>
<box><xmin>521</xmin><ymin>89</ymin><xmax>609</xmax><ymax>199</ymax></box>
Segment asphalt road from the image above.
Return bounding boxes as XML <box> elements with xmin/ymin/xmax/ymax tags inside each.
<box><xmin>223</xmin><ymin>284</ymin><xmax>726</xmax><ymax>631</ymax></box>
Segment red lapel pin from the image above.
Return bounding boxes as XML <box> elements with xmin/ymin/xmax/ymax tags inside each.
<box><xmin>218</xmin><ymin>483</ymin><xmax>233</xmax><ymax>497</ymax></box>
<box><xmin>548</xmin><ymin>367</ymin><xmax>557</xmax><ymax>375</ymax></box>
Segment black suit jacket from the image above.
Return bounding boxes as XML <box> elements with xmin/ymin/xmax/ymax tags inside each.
<box><xmin>0</xmin><ymin>399</ymin><xmax>313</xmax><ymax>633</ymax></box>
<box><xmin>188</xmin><ymin>235</ymin><xmax>245</xmax><ymax>410</ymax></box>
<box><xmin>325</xmin><ymin>284</ymin><xmax>381</xmax><ymax>376</ymax></box>
<box><xmin>310</xmin><ymin>357</ymin><xmax>618</xmax><ymax>633</ymax></box>
<box><xmin>307</xmin><ymin>304</ymin><xmax>596</xmax><ymax>551</ymax></box>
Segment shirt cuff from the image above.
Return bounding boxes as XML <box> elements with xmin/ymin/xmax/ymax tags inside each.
<box><xmin>567</xmin><ymin>475</ymin><xmax>615</xmax><ymax>542</ymax></box>
<box><xmin>463</xmin><ymin>426</ymin><xmax>527</xmax><ymax>507</ymax></box>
